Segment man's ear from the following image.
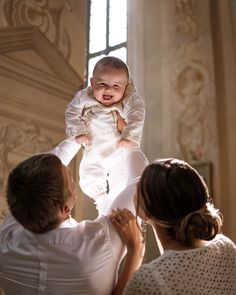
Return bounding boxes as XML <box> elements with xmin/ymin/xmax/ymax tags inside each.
<box><xmin>64</xmin><ymin>205</ymin><xmax>71</xmax><ymax>213</ymax></box>
<box><xmin>58</xmin><ymin>204</ymin><xmax>71</xmax><ymax>221</ymax></box>
<box><xmin>60</xmin><ymin>204</ymin><xmax>70</xmax><ymax>216</ymax></box>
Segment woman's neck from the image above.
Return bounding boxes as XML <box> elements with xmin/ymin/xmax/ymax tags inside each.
<box><xmin>152</xmin><ymin>223</ymin><xmax>208</xmax><ymax>254</ymax></box>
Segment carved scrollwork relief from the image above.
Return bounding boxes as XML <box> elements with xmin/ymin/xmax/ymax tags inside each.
<box><xmin>0</xmin><ymin>120</ymin><xmax>53</xmax><ymax>223</ymax></box>
<box><xmin>175</xmin><ymin>0</ymin><xmax>199</xmax><ymax>40</ymax></box>
<box><xmin>0</xmin><ymin>0</ymin><xmax>71</xmax><ymax>60</ymax></box>
<box><xmin>12</xmin><ymin>0</ymin><xmax>57</xmax><ymax>42</ymax></box>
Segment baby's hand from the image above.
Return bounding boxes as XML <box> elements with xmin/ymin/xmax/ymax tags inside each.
<box><xmin>116</xmin><ymin>111</ymin><xmax>127</xmax><ymax>133</ymax></box>
<box><xmin>75</xmin><ymin>134</ymin><xmax>91</xmax><ymax>145</ymax></box>
<box><xmin>119</xmin><ymin>138</ymin><xmax>138</xmax><ymax>148</ymax></box>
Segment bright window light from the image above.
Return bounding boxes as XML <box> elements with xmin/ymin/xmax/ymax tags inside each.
<box><xmin>109</xmin><ymin>0</ymin><xmax>127</xmax><ymax>47</ymax></box>
<box><xmin>88</xmin><ymin>55</ymin><xmax>106</xmax><ymax>81</ymax></box>
<box><xmin>87</xmin><ymin>0</ymin><xmax>127</xmax><ymax>82</ymax></box>
<box><xmin>89</xmin><ymin>0</ymin><xmax>106</xmax><ymax>53</ymax></box>
<box><xmin>109</xmin><ymin>48</ymin><xmax>127</xmax><ymax>62</ymax></box>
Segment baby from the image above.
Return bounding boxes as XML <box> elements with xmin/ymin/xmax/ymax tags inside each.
<box><xmin>66</xmin><ymin>56</ymin><xmax>145</xmax><ymax>215</ymax></box>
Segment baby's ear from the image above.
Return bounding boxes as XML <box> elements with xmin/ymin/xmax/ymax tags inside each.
<box><xmin>90</xmin><ymin>77</ymin><xmax>94</xmax><ymax>86</ymax></box>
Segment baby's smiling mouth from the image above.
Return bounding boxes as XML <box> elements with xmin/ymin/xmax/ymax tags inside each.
<box><xmin>103</xmin><ymin>95</ymin><xmax>113</xmax><ymax>100</ymax></box>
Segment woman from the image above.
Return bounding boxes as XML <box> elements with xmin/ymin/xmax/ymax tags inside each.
<box><xmin>110</xmin><ymin>158</ymin><xmax>236</xmax><ymax>294</ymax></box>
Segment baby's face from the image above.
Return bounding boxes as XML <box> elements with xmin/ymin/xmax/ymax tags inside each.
<box><xmin>90</xmin><ymin>66</ymin><xmax>128</xmax><ymax>106</ymax></box>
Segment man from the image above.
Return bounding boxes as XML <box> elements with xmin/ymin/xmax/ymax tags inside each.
<box><xmin>0</xmin><ymin>139</ymin><xmax>148</xmax><ymax>295</ymax></box>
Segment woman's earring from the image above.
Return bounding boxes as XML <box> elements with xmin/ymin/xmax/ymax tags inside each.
<box><xmin>141</xmin><ymin>220</ymin><xmax>147</xmax><ymax>243</ymax></box>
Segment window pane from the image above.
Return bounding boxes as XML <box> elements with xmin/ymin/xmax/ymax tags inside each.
<box><xmin>109</xmin><ymin>47</ymin><xmax>127</xmax><ymax>63</ymax></box>
<box><xmin>89</xmin><ymin>0</ymin><xmax>107</xmax><ymax>53</ymax></box>
<box><xmin>88</xmin><ymin>54</ymin><xmax>106</xmax><ymax>81</ymax></box>
<box><xmin>109</xmin><ymin>0</ymin><xmax>127</xmax><ymax>46</ymax></box>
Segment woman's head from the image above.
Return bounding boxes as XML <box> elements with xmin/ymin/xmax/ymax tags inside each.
<box><xmin>137</xmin><ymin>158</ymin><xmax>222</xmax><ymax>246</ymax></box>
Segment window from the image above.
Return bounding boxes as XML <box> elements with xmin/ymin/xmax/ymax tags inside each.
<box><xmin>87</xmin><ymin>0</ymin><xmax>127</xmax><ymax>82</ymax></box>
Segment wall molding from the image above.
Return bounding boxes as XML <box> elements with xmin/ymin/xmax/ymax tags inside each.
<box><xmin>0</xmin><ymin>93</ymin><xmax>65</xmax><ymax>134</ymax></box>
<box><xmin>0</xmin><ymin>54</ymin><xmax>77</xmax><ymax>99</ymax></box>
<box><xmin>0</xmin><ymin>26</ymin><xmax>83</xmax><ymax>90</ymax></box>
<box><xmin>0</xmin><ymin>0</ymin><xmax>72</xmax><ymax>60</ymax></box>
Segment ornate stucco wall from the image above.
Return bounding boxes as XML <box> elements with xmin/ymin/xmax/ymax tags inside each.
<box><xmin>0</xmin><ymin>0</ymin><xmax>87</xmax><ymax>233</ymax></box>
<box><xmin>128</xmin><ymin>0</ymin><xmax>236</xmax><ymax>246</ymax></box>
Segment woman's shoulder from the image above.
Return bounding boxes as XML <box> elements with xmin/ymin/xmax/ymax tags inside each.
<box><xmin>132</xmin><ymin>255</ymin><xmax>166</xmax><ymax>277</ymax></box>
<box><xmin>124</xmin><ymin>259</ymin><xmax>164</xmax><ymax>295</ymax></box>
<box><xmin>211</xmin><ymin>233</ymin><xmax>236</xmax><ymax>249</ymax></box>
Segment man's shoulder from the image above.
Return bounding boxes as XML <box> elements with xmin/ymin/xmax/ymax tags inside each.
<box><xmin>0</xmin><ymin>215</ymin><xmax>110</xmax><ymax>245</ymax></box>
<box><xmin>0</xmin><ymin>214</ymin><xmax>18</xmax><ymax>232</ymax></box>
<box><xmin>73</xmin><ymin>216</ymin><xmax>109</xmax><ymax>236</ymax></box>
<box><xmin>51</xmin><ymin>216</ymin><xmax>111</xmax><ymax>244</ymax></box>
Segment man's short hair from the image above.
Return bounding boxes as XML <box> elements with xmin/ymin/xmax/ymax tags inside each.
<box><xmin>7</xmin><ymin>153</ymin><xmax>68</xmax><ymax>233</ymax></box>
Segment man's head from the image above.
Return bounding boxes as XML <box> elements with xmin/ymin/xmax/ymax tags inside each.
<box><xmin>90</xmin><ymin>56</ymin><xmax>130</xmax><ymax>106</ymax></box>
<box><xmin>7</xmin><ymin>153</ymin><xmax>77</xmax><ymax>233</ymax></box>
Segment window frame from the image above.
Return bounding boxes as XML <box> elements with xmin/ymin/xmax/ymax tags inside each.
<box><xmin>86</xmin><ymin>0</ymin><xmax>127</xmax><ymax>84</ymax></box>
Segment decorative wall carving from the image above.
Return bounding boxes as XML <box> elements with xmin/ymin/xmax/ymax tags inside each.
<box><xmin>0</xmin><ymin>0</ymin><xmax>71</xmax><ymax>60</ymax></box>
<box><xmin>0</xmin><ymin>120</ymin><xmax>53</xmax><ymax>223</ymax></box>
<box><xmin>171</xmin><ymin>1</ymin><xmax>217</xmax><ymax>163</ymax></box>
<box><xmin>0</xmin><ymin>24</ymin><xmax>83</xmax><ymax>229</ymax></box>
<box><xmin>12</xmin><ymin>0</ymin><xmax>57</xmax><ymax>42</ymax></box>
<box><xmin>0</xmin><ymin>4</ymin><xmax>84</xmax><ymax>291</ymax></box>
<box><xmin>175</xmin><ymin>0</ymin><xmax>199</xmax><ymax>40</ymax></box>
<box><xmin>173</xmin><ymin>61</ymin><xmax>211</xmax><ymax>162</ymax></box>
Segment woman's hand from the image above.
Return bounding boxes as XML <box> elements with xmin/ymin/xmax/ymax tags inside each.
<box><xmin>109</xmin><ymin>209</ymin><xmax>144</xmax><ymax>253</ymax></box>
<box><xmin>109</xmin><ymin>209</ymin><xmax>145</xmax><ymax>295</ymax></box>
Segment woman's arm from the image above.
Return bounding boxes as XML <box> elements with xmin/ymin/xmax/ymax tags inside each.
<box><xmin>109</xmin><ymin>209</ymin><xmax>145</xmax><ymax>295</ymax></box>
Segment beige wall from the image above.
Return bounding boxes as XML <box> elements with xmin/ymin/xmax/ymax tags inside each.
<box><xmin>128</xmin><ymin>0</ymin><xmax>236</xmax><ymax>244</ymax></box>
<box><xmin>210</xmin><ymin>0</ymin><xmax>236</xmax><ymax>242</ymax></box>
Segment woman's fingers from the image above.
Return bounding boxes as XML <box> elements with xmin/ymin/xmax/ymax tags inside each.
<box><xmin>109</xmin><ymin>209</ymin><xmax>144</xmax><ymax>251</ymax></box>
<box><xmin>110</xmin><ymin>209</ymin><xmax>135</xmax><ymax>229</ymax></box>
